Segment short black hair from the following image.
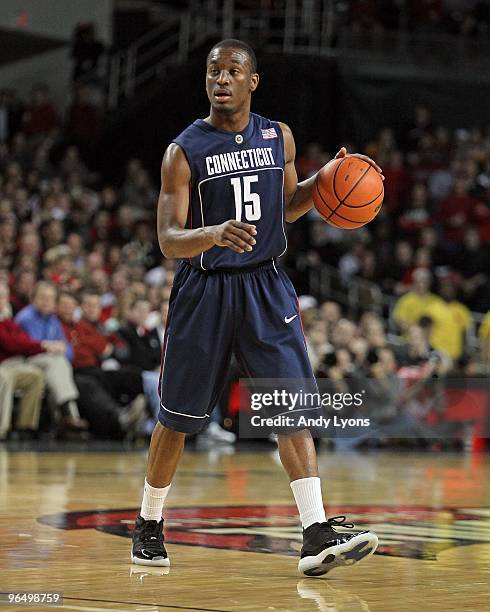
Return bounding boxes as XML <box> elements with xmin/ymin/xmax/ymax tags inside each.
<box><xmin>366</xmin><ymin>348</ymin><xmax>380</xmax><ymax>365</ymax></box>
<box><xmin>207</xmin><ymin>38</ymin><xmax>257</xmax><ymax>73</ymax></box>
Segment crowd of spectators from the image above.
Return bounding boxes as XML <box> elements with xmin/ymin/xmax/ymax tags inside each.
<box><xmin>234</xmin><ymin>1</ymin><xmax>490</xmax><ymax>40</ymax></box>
<box><xmin>344</xmin><ymin>0</ymin><xmax>490</xmax><ymax>37</ymax></box>
<box><xmin>0</xmin><ymin>83</ymin><xmax>488</xmax><ymax>444</ymax></box>
<box><xmin>286</xmin><ymin>104</ymin><xmax>489</xmax><ymax>372</ymax></box>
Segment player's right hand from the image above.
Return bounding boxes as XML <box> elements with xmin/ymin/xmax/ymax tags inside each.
<box><xmin>210</xmin><ymin>220</ymin><xmax>257</xmax><ymax>253</ymax></box>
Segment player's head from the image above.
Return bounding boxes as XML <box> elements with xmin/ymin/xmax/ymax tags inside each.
<box><xmin>206</xmin><ymin>39</ymin><xmax>259</xmax><ymax>114</ymax></box>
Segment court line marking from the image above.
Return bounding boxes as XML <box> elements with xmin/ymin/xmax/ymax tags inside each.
<box><xmin>63</xmin><ymin>596</ymin><xmax>233</xmax><ymax>612</ymax></box>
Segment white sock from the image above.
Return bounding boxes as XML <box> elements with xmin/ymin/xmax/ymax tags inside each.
<box><xmin>290</xmin><ymin>476</ymin><xmax>327</xmax><ymax>529</ymax></box>
<box><xmin>140</xmin><ymin>479</ymin><xmax>171</xmax><ymax>521</ymax></box>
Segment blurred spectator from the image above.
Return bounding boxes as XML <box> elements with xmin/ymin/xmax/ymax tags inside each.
<box><xmin>10</xmin><ymin>270</ymin><xmax>36</xmax><ymax>314</ymax></box>
<box><xmin>121</xmin><ymin>161</ymin><xmax>158</xmax><ymax>219</ymax></box>
<box><xmin>393</xmin><ymin>269</ymin><xmax>463</xmax><ymax>358</ymax></box>
<box><xmin>398</xmin><ymin>183</ymin><xmax>431</xmax><ymax>238</ymax></box>
<box><xmin>437</xmin><ymin>278</ymin><xmax>472</xmax><ymax>360</ymax></box>
<box><xmin>382</xmin><ymin>150</ymin><xmax>409</xmax><ymax>213</ymax></box>
<box><xmin>454</xmin><ymin>227</ymin><xmax>490</xmax><ymax>313</ymax></box>
<box><xmin>296</xmin><ymin>143</ymin><xmax>328</xmax><ymax>180</ymax></box>
<box><xmin>396</xmin><ymin>323</ymin><xmax>435</xmax><ymax>367</ymax></box>
<box><xmin>479</xmin><ymin>311</ymin><xmax>490</xmax><ymax>365</ymax></box>
<box><xmin>118</xmin><ymin>297</ymin><xmax>163</xmax><ymax>433</ymax></box>
<box><xmin>58</xmin><ymin>291</ymin><xmax>146</xmax><ymax>438</ymax></box>
<box><xmin>16</xmin><ymin>282</ymin><xmax>73</xmax><ymax>361</ymax></box>
<box><xmin>437</xmin><ymin>178</ymin><xmax>478</xmax><ymax>244</ymax></box>
<box><xmin>66</xmin><ymin>86</ymin><xmax>104</xmax><ymax>154</ymax></box>
<box><xmin>22</xmin><ymin>85</ymin><xmax>59</xmax><ymax>141</ymax></box>
<box><xmin>0</xmin><ymin>90</ymin><xmax>24</xmax><ymax>144</ymax></box>
<box><xmin>2</xmin><ymin>281</ymin><xmax>86</xmax><ymax>434</ymax></box>
<box><xmin>0</xmin><ymin>282</ymin><xmax>45</xmax><ymax>439</ymax></box>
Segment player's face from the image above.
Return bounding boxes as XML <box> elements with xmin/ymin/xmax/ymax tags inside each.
<box><xmin>206</xmin><ymin>48</ymin><xmax>258</xmax><ymax>114</ymax></box>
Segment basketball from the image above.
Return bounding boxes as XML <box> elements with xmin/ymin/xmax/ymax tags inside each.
<box><xmin>313</xmin><ymin>157</ymin><xmax>384</xmax><ymax>229</ymax></box>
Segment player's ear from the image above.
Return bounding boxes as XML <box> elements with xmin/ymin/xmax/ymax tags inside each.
<box><xmin>250</xmin><ymin>73</ymin><xmax>259</xmax><ymax>93</ymax></box>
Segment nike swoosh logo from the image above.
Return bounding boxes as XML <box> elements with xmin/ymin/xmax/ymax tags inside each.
<box><xmin>284</xmin><ymin>315</ymin><xmax>298</xmax><ymax>323</ymax></box>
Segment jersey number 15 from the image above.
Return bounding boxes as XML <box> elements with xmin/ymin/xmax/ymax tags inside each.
<box><xmin>230</xmin><ymin>175</ymin><xmax>261</xmax><ymax>222</ymax></box>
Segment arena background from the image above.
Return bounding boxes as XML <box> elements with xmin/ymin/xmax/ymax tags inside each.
<box><xmin>1</xmin><ymin>0</ymin><xmax>488</xmax><ymax>446</ymax></box>
<box><xmin>1</xmin><ymin>2</ymin><xmax>490</xmax><ymax>611</ymax></box>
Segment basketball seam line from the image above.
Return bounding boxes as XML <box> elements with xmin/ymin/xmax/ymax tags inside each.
<box><xmin>315</xmin><ymin>178</ymin><xmax>363</xmax><ymax>226</ymax></box>
<box><xmin>315</xmin><ymin>181</ymin><xmax>384</xmax><ymax>223</ymax></box>
<box><xmin>338</xmin><ymin>187</ymin><xmax>384</xmax><ymax>210</ymax></box>
<box><xmin>329</xmin><ymin>161</ymin><xmax>372</xmax><ymax>219</ymax></box>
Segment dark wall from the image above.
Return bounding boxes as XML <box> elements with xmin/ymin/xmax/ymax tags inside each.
<box><xmin>102</xmin><ymin>51</ymin><xmax>339</xmax><ymax>183</ymax></box>
<box><xmin>339</xmin><ymin>71</ymin><xmax>490</xmax><ymax>147</ymax></box>
<box><xmin>102</xmin><ymin>51</ymin><xmax>490</xmax><ymax>183</ymax></box>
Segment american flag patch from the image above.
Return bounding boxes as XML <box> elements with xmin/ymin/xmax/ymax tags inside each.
<box><xmin>261</xmin><ymin>127</ymin><xmax>278</xmax><ymax>139</ymax></box>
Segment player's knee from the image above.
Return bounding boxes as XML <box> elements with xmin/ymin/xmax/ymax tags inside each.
<box><xmin>153</xmin><ymin>420</ymin><xmax>187</xmax><ymax>440</ymax></box>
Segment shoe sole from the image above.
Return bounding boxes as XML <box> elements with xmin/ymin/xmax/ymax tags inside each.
<box><xmin>298</xmin><ymin>532</ymin><xmax>378</xmax><ymax>577</ymax></box>
<box><xmin>130</xmin><ymin>553</ymin><xmax>170</xmax><ymax>567</ymax></box>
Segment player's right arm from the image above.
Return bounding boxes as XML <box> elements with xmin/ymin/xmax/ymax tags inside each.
<box><xmin>157</xmin><ymin>144</ymin><xmax>257</xmax><ymax>258</ymax></box>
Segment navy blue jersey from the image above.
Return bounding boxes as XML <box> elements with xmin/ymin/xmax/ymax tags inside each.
<box><xmin>173</xmin><ymin>112</ymin><xmax>287</xmax><ymax>270</ymax></box>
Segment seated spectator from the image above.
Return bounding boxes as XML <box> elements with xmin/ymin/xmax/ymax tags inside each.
<box><xmin>10</xmin><ymin>269</ymin><xmax>36</xmax><ymax>314</ymax></box>
<box><xmin>43</xmin><ymin>245</ymin><xmax>76</xmax><ymax>287</ymax></box>
<box><xmin>22</xmin><ymin>84</ymin><xmax>59</xmax><ymax>141</ymax></box>
<box><xmin>398</xmin><ymin>183</ymin><xmax>431</xmax><ymax>238</ymax></box>
<box><xmin>15</xmin><ymin>281</ymin><xmax>86</xmax><ymax>432</ymax></box>
<box><xmin>66</xmin><ymin>86</ymin><xmax>104</xmax><ymax>152</ymax></box>
<box><xmin>479</xmin><ymin>310</ymin><xmax>490</xmax><ymax>365</ymax></box>
<box><xmin>119</xmin><ymin>297</ymin><xmax>161</xmax><ymax>371</ymax></box>
<box><xmin>330</xmin><ymin>318</ymin><xmax>357</xmax><ymax>350</ymax></box>
<box><xmin>455</xmin><ymin>227</ymin><xmax>490</xmax><ymax>313</ymax></box>
<box><xmin>394</xmin><ymin>269</ymin><xmax>465</xmax><ymax>359</ymax></box>
<box><xmin>119</xmin><ymin>297</ymin><xmax>163</xmax><ymax>432</ymax></box>
<box><xmin>58</xmin><ymin>291</ymin><xmax>146</xmax><ymax>438</ymax></box>
<box><xmin>381</xmin><ymin>150</ymin><xmax>409</xmax><ymax>213</ymax></box>
<box><xmin>396</xmin><ymin>324</ymin><xmax>434</xmax><ymax>367</ymax></box>
<box><xmin>0</xmin><ymin>282</ymin><xmax>46</xmax><ymax>439</ymax></box>
<box><xmin>319</xmin><ymin>300</ymin><xmax>342</xmax><ymax>338</ymax></box>
<box><xmin>437</xmin><ymin>178</ymin><xmax>478</xmax><ymax>244</ymax></box>
<box><xmin>303</xmin><ymin>318</ymin><xmax>329</xmax><ymax>373</ymax></box>
<box><xmin>393</xmin><ymin>268</ymin><xmax>441</xmax><ymax>333</ymax></box>
<box><xmin>437</xmin><ymin>278</ymin><xmax>472</xmax><ymax>360</ymax></box>
<box><xmin>296</xmin><ymin>143</ymin><xmax>327</xmax><ymax>180</ymax></box>
<box><xmin>121</xmin><ymin>160</ymin><xmax>158</xmax><ymax>219</ymax></box>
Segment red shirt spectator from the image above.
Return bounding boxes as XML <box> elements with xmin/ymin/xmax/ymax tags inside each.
<box><xmin>23</xmin><ymin>86</ymin><xmax>59</xmax><ymax>137</ymax></box>
<box><xmin>382</xmin><ymin>151</ymin><xmax>410</xmax><ymax>213</ymax></box>
<box><xmin>0</xmin><ymin>318</ymin><xmax>44</xmax><ymax>363</ymax></box>
<box><xmin>66</xmin><ymin>85</ymin><xmax>103</xmax><ymax>146</ymax></box>
<box><xmin>62</xmin><ymin>317</ymin><xmax>107</xmax><ymax>369</ymax></box>
<box><xmin>437</xmin><ymin>179</ymin><xmax>478</xmax><ymax>243</ymax></box>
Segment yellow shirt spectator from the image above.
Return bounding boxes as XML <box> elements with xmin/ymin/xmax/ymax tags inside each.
<box><xmin>394</xmin><ymin>292</ymin><xmax>471</xmax><ymax>359</ymax></box>
<box><xmin>479</xmin><ymin>311</ymin><xmax>490</xmax><ymax>363</ymax></box>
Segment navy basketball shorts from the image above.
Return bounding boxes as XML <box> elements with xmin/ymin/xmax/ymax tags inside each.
<box><xmin>158</xmin><ymin>260</ymin><xmax>316</xmax><ymax>434</ymax></box>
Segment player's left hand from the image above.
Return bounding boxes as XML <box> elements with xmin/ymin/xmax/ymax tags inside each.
<box><xmin>334</xmin><ymin>147</ymin><xmax>384</xmax><ymax>180</ymax></box>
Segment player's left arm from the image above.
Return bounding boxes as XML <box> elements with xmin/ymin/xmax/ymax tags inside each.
<box><xmin>278</xmin><ymin>122</ymin><xmax>383</xmax><ymax>223</ymax></box>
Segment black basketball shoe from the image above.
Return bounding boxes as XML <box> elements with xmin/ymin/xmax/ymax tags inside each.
<box><xmin>131</xmin><ymin>516</ymin><xmax>170</xmax><ymax>567</ymax></box>
<box><xmin>298</xmin><ymin>516</ymin><xmax>378</xmax><ymax>577</ymax></box>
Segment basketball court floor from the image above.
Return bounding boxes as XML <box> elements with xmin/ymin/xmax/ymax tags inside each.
<box><xmin>1</xmin><ymin>446</ymin><xmax>489</xmax><ymax>611</ymax></box>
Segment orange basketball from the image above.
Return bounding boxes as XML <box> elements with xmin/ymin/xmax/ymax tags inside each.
<box><xmin>313</xmin><ymin>157</ymin><xmax>384</xmax><ymax>229</ymax></box>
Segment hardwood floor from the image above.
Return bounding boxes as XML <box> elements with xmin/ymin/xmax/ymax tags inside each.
<box><xmin>1</xmin><ymin>447</ymin><xmax>489</xmax><ymax>611</ymax></box>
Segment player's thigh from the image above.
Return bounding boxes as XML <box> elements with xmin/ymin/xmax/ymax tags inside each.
<box><xmin>159</xmin><ymin>268</ymin><xmax>234</xmax><ymax>432</ymax></box>
<box><xmin>237</xmin><ymin>268</ymin><xmax>314</xmax><ymax>379</ymax></box>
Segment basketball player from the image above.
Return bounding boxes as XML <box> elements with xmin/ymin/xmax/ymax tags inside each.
<box><xmin>132</xmin><ymin>39</ymin><xmax>382</xmax><ymax>577</ymax></box>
